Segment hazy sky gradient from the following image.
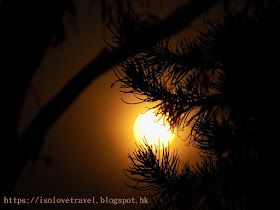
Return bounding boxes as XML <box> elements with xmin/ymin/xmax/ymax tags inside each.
<box><xmin>14</xmin><ymin>0</ymin><xmax>222</xmax><ymax>209</ymax></box>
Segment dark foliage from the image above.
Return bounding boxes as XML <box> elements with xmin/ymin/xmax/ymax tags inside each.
<box><xmin>113</xmin><ymin>0</ymin><xmax>279</xmax><ymax>209</ymax></box>
<box><xmin>126</xmin><ymin>141</ymin><xmax>266</xmax><ymax>209</ymax></box>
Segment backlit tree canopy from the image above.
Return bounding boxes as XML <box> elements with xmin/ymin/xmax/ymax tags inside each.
<box><xmin>113</xmin><ymin>1</ymin><xmax>279</xmax><ymax>209</ymax></box>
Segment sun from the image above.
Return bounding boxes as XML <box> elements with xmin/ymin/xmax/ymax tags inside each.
<box><xmin>133</xmin><ymin>109</ymin><xmax>175</xmax><ymax>149</ymax></box>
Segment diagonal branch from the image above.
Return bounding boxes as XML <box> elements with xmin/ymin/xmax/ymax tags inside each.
<box><xmin>19</xmin><ymin>0</ymin><xmax>219</xmax><ymax>173</ymax></box>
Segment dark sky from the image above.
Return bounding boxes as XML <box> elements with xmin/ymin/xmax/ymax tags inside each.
<box><xmin>13</xmin><ymin>0</ymin><xmax>224</xmax><ymax>209</ymax></box>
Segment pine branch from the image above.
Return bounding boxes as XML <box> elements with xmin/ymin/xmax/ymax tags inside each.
<box><xmin>123</xmin><ymin>2</ymin><xmax>280</xmax><ymax>208</ymax></box>
<box><xmin>125</xmin><ymin>141</ymin><xmax>187</xmax><ymax>208</ymax></box>
<box><xmin>126</xmin><ymin>141</ymin><xmax>267</xmax><ymax>209</ymax></box>
<box><xmin>114</xmin><ymin>0</ymin><xmax>280</xmax><ymax>147</ymax></box>
<box><xmin>19</xmin><ymin>0</ymin><xmax>219</xmax><ymax>166</ymax></box>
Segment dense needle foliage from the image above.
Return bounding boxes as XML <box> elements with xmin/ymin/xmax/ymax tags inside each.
<box><xmin>112</xmin><ymin>0</ymin><xmax>279</xmax><ymax>209</ymax></box>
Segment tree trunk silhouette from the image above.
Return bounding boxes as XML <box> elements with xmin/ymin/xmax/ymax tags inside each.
<box><xmin>0</xmin><ymin>0</ymin><xmax>76</xmax><ymax>197</ymax></box>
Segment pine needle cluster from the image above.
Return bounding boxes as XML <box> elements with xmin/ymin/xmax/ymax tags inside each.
<box><xmin>111</xmin><ymin>1</ymin><xmax>279</xmax><ymax>209</ymax></box>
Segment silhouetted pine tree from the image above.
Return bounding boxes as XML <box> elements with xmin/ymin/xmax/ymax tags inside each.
<box><xmin>112</xmin><ymin>1</ymin><xmax>279</xmax><ymax>209</ymax></box>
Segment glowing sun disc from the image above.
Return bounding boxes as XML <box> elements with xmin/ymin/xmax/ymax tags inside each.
<box><xmin>133</xmin><ymin>109</ymin><xmax>175</xmax><ymax>149</ymax></box>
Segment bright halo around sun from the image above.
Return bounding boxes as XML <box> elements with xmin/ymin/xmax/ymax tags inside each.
<box><xmin>133</xmin><ymin>109</ymin><xmax>175</xmax><ymax>149</ymax></box>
